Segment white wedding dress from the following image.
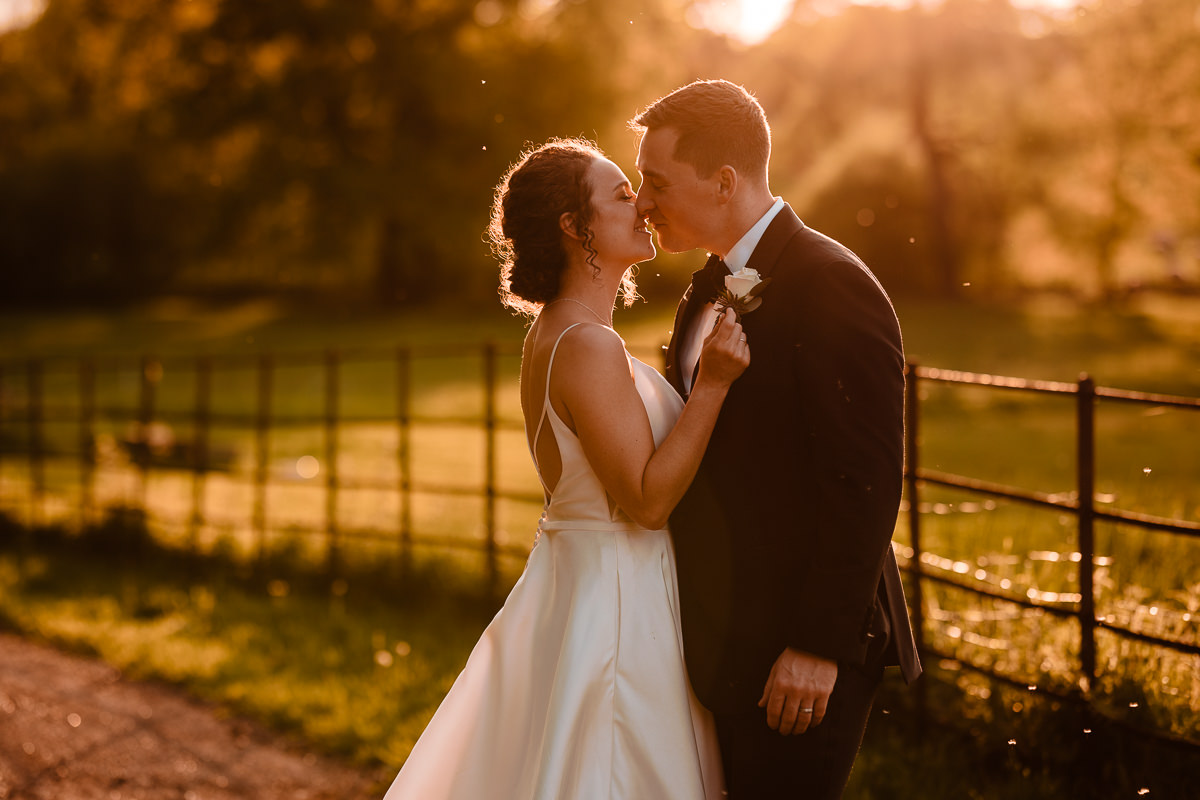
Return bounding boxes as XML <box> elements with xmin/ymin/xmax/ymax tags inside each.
<box><xmin>383</xmin><ymin>323</ymin><xmax>724</xmax><ymax>799</ymax></box>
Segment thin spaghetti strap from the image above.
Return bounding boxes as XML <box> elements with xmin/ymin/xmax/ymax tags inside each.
<box><xmin>529</xmin><ymin>323</ymin><xmax>586</xmax><ymax>468</ymax></box>
<box><xmin>527</xmin><ymin>322</ymin><xmax>595</xmax><ymax>494</ymax></box>
<box><xmin>542</xmin><ymin>323</ymin><xmax>590</xmax><ymax>408</ymax></box>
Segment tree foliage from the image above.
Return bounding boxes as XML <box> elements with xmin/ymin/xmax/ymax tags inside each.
<box><xmin>1</xmin><ymin>0</ymin><xmax>1197</xmax><ymax>307</ymax></box>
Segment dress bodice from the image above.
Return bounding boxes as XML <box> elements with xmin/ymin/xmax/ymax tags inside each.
<box><xmin>530</xmin><ymin>323</ymin><xmax>684</xmax><ymax>531</ymax></box>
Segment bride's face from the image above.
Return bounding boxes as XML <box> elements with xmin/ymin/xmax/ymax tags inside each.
<box><xmin>580</xmin><ymin>157</ymin><xmax>655</xmax><ymax>268</ymax></box>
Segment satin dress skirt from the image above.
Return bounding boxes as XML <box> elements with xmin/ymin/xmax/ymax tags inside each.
<box><xmin>382</xmin><ymin>520</ymin><xmax>724</xmax><ymax>800</ymax></box>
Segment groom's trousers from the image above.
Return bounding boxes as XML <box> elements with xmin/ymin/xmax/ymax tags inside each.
<box><xmin>713</xmin><ymin>635</ymin><xmax>888</xmax><ymax>799</ymax></box>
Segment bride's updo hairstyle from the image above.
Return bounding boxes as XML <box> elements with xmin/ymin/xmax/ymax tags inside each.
<box><xmin>489</xmin><ymin>137</ymin><xmax>638</xmax><ymax>319</ymax></box>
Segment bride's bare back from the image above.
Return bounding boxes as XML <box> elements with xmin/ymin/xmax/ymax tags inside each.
<box><xmin>521</xmin><ymin>314</ymin><xmax>630</xmax><ymax>497</ymax></box>
<box><xmin>520</xmin><ymin>305</ymin><xmax>748</xmax><ymax>531</ymax></box>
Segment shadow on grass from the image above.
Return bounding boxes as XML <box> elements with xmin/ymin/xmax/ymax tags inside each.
<box><xmin>854</xmin><ymin>667</ymin><xmax>1200</xmax><ymax>800</ymax></box>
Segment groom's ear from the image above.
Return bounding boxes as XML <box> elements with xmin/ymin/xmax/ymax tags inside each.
<box><xmin>559</xmin><ymin>211</ymin><xmax>585</xmax><ymax>241</ymax></box>
<box><xmin>715</xmin><ymin>165</ymin><xmax>738</xmax><ymax>205</ymax></box>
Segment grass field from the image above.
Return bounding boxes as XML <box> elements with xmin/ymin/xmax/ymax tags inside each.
<box><xmin>4</xmin><ymin>289</ymin><xmax>1199</xmax><ymax>382</ymax></box>
<box><xmin>1</xmin><ymin>292</ymin><xmax>1198</xmax><ymax>795</ymax></box>
<box><xmin>1</xmin><ymin>508</ymin><xmax>1195</xmax><ymax>799</ymax></box>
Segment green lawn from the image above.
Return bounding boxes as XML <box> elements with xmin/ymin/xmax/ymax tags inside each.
<box><xmin>3</xmin><ymin>291</ymin><xmax>1198</xmax><ymax>385</ymax></box>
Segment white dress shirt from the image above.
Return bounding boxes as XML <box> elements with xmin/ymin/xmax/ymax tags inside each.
<box><xmin>680</xmin><ymin>198</ymin><xmax>785</xmax><ymax>393</ymax></box>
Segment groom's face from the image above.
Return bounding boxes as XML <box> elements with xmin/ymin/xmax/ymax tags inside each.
<box><xmin>635</xmin><ymin>127</ymin><xmax>722</xmax><ymax>255</ymax></box>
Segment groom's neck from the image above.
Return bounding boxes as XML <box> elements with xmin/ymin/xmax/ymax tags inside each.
<box><xmin>712</xmin><ymin>187</ymin><xmax>776</xmax><ymax>257</ymax></box>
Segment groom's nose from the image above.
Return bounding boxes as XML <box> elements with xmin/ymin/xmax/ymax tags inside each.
<box><xmin>634</xmin><ymin>190</ymin><xmax>653</xmax><ymax>217</ymax></box>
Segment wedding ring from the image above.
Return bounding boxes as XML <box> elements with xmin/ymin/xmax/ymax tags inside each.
<box><xmin>801</xmin><ymin>708</ymin><xmax>814</xmax><ymax>714</ymax></box>
<box><xmin>739</xmin><ymin>335</ymin><xmax>746</xmax><ymax>342</ymax></box>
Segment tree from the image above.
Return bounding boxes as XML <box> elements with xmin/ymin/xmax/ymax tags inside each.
<box><xmin>1007</xmin><ymin>0</ymin><xmax>1200</xmax><ymax>296</ymax></box>
<box><xmin>0</xmin><ymin>0</ymin><xmax>651</xmax><ymax>306</ymax></box>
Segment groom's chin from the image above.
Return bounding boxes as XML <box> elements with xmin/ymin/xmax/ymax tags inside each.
<box><xmin>653</xmin><ymin>234</ymin><xmax>687</xmax><ymax>255</ymax></box>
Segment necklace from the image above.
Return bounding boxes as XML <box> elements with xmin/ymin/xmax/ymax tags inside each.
<box><xmin>546</xmin><ymin>297</ymin><xmax>612</xmax><ymax>327</ymax></box>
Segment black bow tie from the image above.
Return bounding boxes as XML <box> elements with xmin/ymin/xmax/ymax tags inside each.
<box><xmin>690</xmin><ymin>253</ymin><xmax>729</xmax><ymax>300</ymax></box>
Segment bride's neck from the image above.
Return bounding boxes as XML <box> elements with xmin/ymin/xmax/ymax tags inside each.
<box><xmin>556</xmin><ymin>257</ymin><xmax>623</xmax><ymax>315</ymax></box>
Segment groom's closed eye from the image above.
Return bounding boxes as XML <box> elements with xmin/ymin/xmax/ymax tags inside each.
<box><xmin>637</xmin><ymin>171</ymin><xmax>668</xmax><ymax>192</ymax></box>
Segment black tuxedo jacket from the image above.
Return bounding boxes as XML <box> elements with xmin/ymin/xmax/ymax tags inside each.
<box><xmin>666</xmin><ymin>204</ymin><xmax>922</xmax><ymax>713</ymax></box>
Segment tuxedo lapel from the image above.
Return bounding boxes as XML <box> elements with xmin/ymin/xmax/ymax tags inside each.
<box><xmin>666</xmin><ymin>210</ymin><xmax>803</xmax><ymax>396</ymax></box>
<box><xmin>744</xmin><ymin>203</ymin><xmax>805</xmax><ymax>280</ymax></box>
<box><xmin>663</xmin><ymin>286</ymin><xmax>695</xmax><ymax>396</ymax></box>
<box><xmin>665</xmin><ymin>259</ymin><xmax>722</xmax><ymax>397</ymax></box>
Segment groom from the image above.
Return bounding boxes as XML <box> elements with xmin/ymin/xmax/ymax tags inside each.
<box><xmin>632</xmin><ymin>80</ymin><xmax>922</xmax><ymax>797</ymax></box>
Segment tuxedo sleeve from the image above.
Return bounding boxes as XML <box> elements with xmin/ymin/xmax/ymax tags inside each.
<box><xmin>786</xmin><ymin>259</ymin><xmax>905</xmax><ymax>665</ymax></box>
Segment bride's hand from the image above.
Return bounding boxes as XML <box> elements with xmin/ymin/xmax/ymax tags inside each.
<box><xmin>696</xmin><ymin>308</ymin><xmax>750</xmax><ymax>389</ymax></box>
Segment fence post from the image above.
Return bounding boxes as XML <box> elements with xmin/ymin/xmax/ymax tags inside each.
<box><xmin>397</xmin><ymin>346</ymin><xmax>412</xmax><ymax>578</ymax></box>
<box><xmin>904</xmin><ymin>362</ymin><xmax>927</xmax><ymax>727</ymax></box>
<box><xmin>0</xmin><ymin>364</ymin><xmax>5</xmax><ymax>508</ymax></box>
<box><xmin>325</xmin><ymin>350</ymin><xmax>340</xmax><ymax>576</ymax></box>
<box><xmin>190</xmin><ymin>357</ymin><xmax>212</xmax><ymax>555</ymax></box>
<box><xmin>1077</xmin><ymin>374</ymin><xmax>1097</xmax><ymax>688</ymax></box>
<box><xmin>137</xmin><ymin>357</ymin><xmax>161</xmax><ymax>510</ymax></box>
<box><xmin>79</xmin><ymin>359</ymin><xmax>96</xmax><ymax>529</ymax></box>
<box><xmin>26</xmin><ymin>360</ymin><xmax>44</xmax><ymax>529</ymax></box>
<box><xmin>253</xmin><ymin>355</ymin><xmax>272</xmax><ymax>565</ymax></box>
<box><xmin>483</xmin><ymin>342</ymin><xmax>499</xmax><ymax>600</ymax></box>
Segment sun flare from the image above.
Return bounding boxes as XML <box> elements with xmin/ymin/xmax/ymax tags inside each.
<box><xmin>689</xmin><ymin>0</ymin><xmax>1081</xmax><ymax>44</ymax></box>
<box><xmin>688</xmin><ymin>0</ymin><xmax>797</xmax><ymax>45</ymax></box>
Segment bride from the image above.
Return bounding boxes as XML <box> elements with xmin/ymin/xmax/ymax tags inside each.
<box><xmin>382</xmin><ymin>137</ymin><xmax>749</xmax><ymax>799</ymax></box>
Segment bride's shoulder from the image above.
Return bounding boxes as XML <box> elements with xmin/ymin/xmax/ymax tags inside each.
<box><xmin>544</xmin><ymin>324</ymin><xmax>636</xmax><ymax>403</ymax></box>
<box><xmin>554</xmin><ymin>322</ymin><xmax>626</xmax><ymax>361</ymax></box>
<box><xmin>525</xmin><ymin>321</ymin><xmax>625</xmax><ymax>367</ymax></box>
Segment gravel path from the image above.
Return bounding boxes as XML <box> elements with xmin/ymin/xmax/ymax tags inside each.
<box><xmin>0</xmin><ymin>632</ymin><xmax>388</xmax><ymax>800</ymax></box>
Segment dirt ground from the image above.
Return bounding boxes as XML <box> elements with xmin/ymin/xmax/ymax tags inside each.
<box><xmin>0</xmin><ymin>632</ymin><xmax>390</xmax><ymax>800</ymax></box>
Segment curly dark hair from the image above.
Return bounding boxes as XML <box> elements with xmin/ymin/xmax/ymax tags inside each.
<box><xmin>489</xmin><ymin>137</ymin><xmax>638</xmax><ymax>319</ymax></box>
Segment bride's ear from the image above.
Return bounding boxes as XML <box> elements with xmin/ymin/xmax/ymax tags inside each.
<box><xmin>559</xmin><ymin>212</ymin><xmax>585</xmax><ymax>241</ymax></box>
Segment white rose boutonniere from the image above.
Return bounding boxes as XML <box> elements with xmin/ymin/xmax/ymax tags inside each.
<box><xmin>713</xmin><ymin>267</ymin><xmax>771</xmax><ymax>327</ymax></box>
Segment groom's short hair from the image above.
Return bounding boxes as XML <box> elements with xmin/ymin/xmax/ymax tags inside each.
<box><xmin>630</xmin><ymin>79</ymin><xmax>770</xmax><ymax>180</ymax></box>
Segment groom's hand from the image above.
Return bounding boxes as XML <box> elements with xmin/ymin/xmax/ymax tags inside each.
<box><xmin>757</xmin><ymin>647</ymin><xmax>837</xmax><ymax>735</ymax></box>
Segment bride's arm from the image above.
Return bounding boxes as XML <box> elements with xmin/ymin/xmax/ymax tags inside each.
<box><xmin>554</xmin><ymin>310</ymin><xmax>748</xmax><ymax>530</ymax></box>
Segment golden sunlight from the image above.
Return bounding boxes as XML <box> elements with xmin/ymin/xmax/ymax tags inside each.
<box><xmin>0</xmin><ymin>0</ymin><xmax>43</xmax><ymax>33</ymax></box>
<box><xmin>688</xmin><ymin>0</ymin><xmax>797</xmax><ymax>44</ymax></box>
<box><xmin>690</xmin><ymin>0</ymin><xmax>1082</xmax><ymax>44</ymax></box>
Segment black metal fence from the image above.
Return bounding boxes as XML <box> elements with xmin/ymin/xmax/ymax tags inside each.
<box><xmin>903</xmin><ymin>364</ymin><xmax>1200</xmax><ymax>749</ymax></box>
<box><xmin>0</xmin><ymin>345</ymin><xmax>548</xmax><ymax>592</ymax></box>
<box><xmin>1</xmin><ymin>348</ymin><xmax>1197</xmax><ymax>750</ymax></box>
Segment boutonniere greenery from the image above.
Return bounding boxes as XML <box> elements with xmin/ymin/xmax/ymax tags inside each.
<box><xmin>713</xmin><ymin>267</ymin><xmax>771</xmax><ymax>326</ymax></box>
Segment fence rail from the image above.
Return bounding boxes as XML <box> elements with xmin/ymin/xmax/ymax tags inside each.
<box><xmin>1</xmin><ymin>349</ymin><xmax>1197</xmax><ymax>751</ymax></box>
<box><xmin>0</xmin><ymin>345</ymin><xmax>546</xmax><ymax>575</ymax></box>
<box><xmin>903</xmin><ymin>363</ymin><xmax>1200</xmax><ymax>749</ymax></box>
